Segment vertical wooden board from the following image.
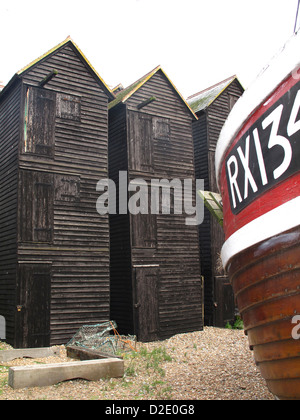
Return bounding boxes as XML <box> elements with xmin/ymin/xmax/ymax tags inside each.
<box><xmin>33</xmin><ymin>172</ymin><xmax>54</xmax><ymax>243</ymax></box>
<box><xmin>18</xmin><ymin>170</ymin><xmax>33</xmax><ymax>242</ymax></box>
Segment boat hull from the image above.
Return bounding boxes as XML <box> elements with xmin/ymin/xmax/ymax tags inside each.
<box><xmin>227</xmin><ymin>226</ymin><xmax>300</xmax><ymax>400</ymax></box>
<box><xmin>215</xmin><ymin>33</ymin><xmax>300</xmax><ymax>400</ymax></box>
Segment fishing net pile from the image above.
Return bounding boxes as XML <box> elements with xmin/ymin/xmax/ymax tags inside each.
<box><xmin>66</xmin><ymin>321</ymin><xmax>136</xmax><ymax>355</ymax></box>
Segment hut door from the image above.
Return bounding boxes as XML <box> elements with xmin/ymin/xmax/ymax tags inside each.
<box><xmin>134</xmin><ymin>266</ymin><xmax>159</xmax><ymax>341</ymax></box>
<box><xmin>128</xmin><ymin>112</ymin><xmax>153</xmax><ymax>173</ymax></box>
<box><xmin>16</xmin><ymin>264</ymin><xmax>51</xmax><ymax>348</ymax></box>
<box><xmin>24</xmin><ymin>86</ymin><xmax>56</xmax><ymax>156</ymax></box>
<box><xmin>19</xmin><ymin>170</ymin><xmax>54</xmax><ymax>243</ymax></box>
<box><xmin>214</xmin><ymin>276</ymin><xmax>235</xmax><ymax>327</ymax></box>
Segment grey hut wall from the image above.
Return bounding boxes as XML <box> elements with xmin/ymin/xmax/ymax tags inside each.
<box><xmin>109</xmin><ymin>70</ymin><xmax>203</xmax><ymax>341</ymax></box>
<box><xmin>0</xmin><ymin>42</ymin><xmax>111</xmax><ymax>347</ymax></box>
<box><xmin>192</xmin><ymin>79</ymin><xmax>244</xmax><ymax>326</ymax></box>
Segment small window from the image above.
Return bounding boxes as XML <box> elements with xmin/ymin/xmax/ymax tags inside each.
<box><xmin>153</xmin><ymin>118</ymin><xmax>170</xmax><ymax>141</ymax></box>
<box><xmin>54</xmin><ymin>174</ymin><xmax>80</xmax><ymax>202</ymax></box>
<box><xmin>56</xmin><ymin>93</ymin><xmax>81</xmax><ymax>121</ymax></box>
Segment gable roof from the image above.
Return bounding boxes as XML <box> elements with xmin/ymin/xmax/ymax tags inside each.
<box><xmin>187</xmin><ymin>75</ymin><xmax>243</xmax><ymax>114</ymax></box>
<box><xmin>108</xmin><ymin>65</ymin><xmax>197</xmax><ymax>119</ymax></box>
<box><xmin>1</xmin><ymin>37</ymin><xmax>114</xmax><ymax>100</ymax></box>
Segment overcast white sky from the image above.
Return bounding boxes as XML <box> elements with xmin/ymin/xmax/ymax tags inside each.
<box><xmin>1</xmin><ymin>0</ymin><xmax>299</xmax><ymax>97</ymax></box>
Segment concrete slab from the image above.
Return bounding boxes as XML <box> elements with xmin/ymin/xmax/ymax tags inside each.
<box><xmin>0</xmin><ymin>347</ymin><xmax>60</xmax><ymax>362</ymax></box>
<box><xmin>8</xmin><ymin>358</ymin><xmax>124</xmax><ymax>389</ymax></box>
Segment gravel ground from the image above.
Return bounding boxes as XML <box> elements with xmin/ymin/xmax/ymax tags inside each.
<box><xmin>0</xmin><ymin>327</ymin><xmax>274</xmax><ymax>400</ymax></box>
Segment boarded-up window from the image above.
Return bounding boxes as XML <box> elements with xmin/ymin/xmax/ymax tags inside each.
<box><xmin>19</xmin><ymin>170</ymin><xmax>54</xmax><ymax>243</ymax></box>
<box><xmin>153</xmin><ymin>118</ymin><xmax>170</xmax><ymax>141</ymax></box>
<box><xmin>54</xmin><ymin>174</ymin><xmax>80</xmax><ymax>202</ymax></box>
<box><xmin>56</xmin><ymin>93</ymin><xmax>81</xmax><ymax>121</ymax></box>
<box><xmin>24</xmin><ymin>87</ymin><xmax>56</xmax><ymax>156</ymax></box>
<box><xmin>153</xmin><ymin>117</ymin><xmax>171</xmax><ymax>167</ymax></box>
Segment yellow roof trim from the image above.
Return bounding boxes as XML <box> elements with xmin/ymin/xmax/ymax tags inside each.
<box><xmin>17</xmin><ymin>37</ymin><xmax>114</xmax><ymax>99</ymax></box>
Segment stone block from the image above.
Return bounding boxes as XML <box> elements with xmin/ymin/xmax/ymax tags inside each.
<box><xmin>8</xmin><ymin>358</ymin><xmax>124</xmax><ymax>389</ymax></box>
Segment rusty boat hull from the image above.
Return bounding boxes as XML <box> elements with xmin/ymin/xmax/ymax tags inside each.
<box><xmin>216</xmin><ymin>33</ymin><xmax>300</xmax><ymax>400</ymax></box>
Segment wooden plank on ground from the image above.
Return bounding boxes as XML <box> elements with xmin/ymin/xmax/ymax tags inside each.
<box><xmin>66</xmin><ymin>345</ymin><xmax>123</xmax><ymax>360</ymax></box>
<box><xmin>0</xmin><ymin>347</ymin><xmax>60</xmax><ymax>362</ymax></box>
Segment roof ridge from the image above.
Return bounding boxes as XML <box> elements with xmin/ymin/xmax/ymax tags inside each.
<box><xmin>187</xmin><ymin>75</ymin><xmax>236</xmax><ymax>100</ymax></box>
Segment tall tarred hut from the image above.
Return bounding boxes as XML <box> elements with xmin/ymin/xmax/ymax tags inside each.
<box><xmin>0</xmin><ymin>38</ymin><xmax>114</xmax><ymax>347</ymax></box>
<box><xmin>108</xmin><ymin>66</ymin><xmax>203</xmax><ymax>341</ymax></box>
<box><xmin>187</xmin><ymin>76</ymin><xmax>244</xmax><ymax>327</ymax></box>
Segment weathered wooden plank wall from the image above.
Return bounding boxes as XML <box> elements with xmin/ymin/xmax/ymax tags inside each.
<box><xmin>0</xmin><ymin>82</ymin><xmax>22</xmax><ymax>345</ymax></box>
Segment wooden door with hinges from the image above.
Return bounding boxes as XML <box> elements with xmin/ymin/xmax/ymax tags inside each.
<box><xmin>18</xmin><ymin>170</ymin><xmax>54</xmax><ymax>243</ymax></box>
<box><xmin>16</xmin><ymin>263</ymin><xmax>51</xmax><ymax>348</ymax></box>
<box><xmin>23</xmin><ymin>86</ymin><xmax>56</xmax><ymax>156</ymax></box>
<box><xmin>214</xmin><ymin>276</ymin><xmax>235</xmax><ymax>327</ymax></box>
<box><xmin>134</xmin><ymin>266</ymin><xmax>159</xmax><ymax>342</ymax></box>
